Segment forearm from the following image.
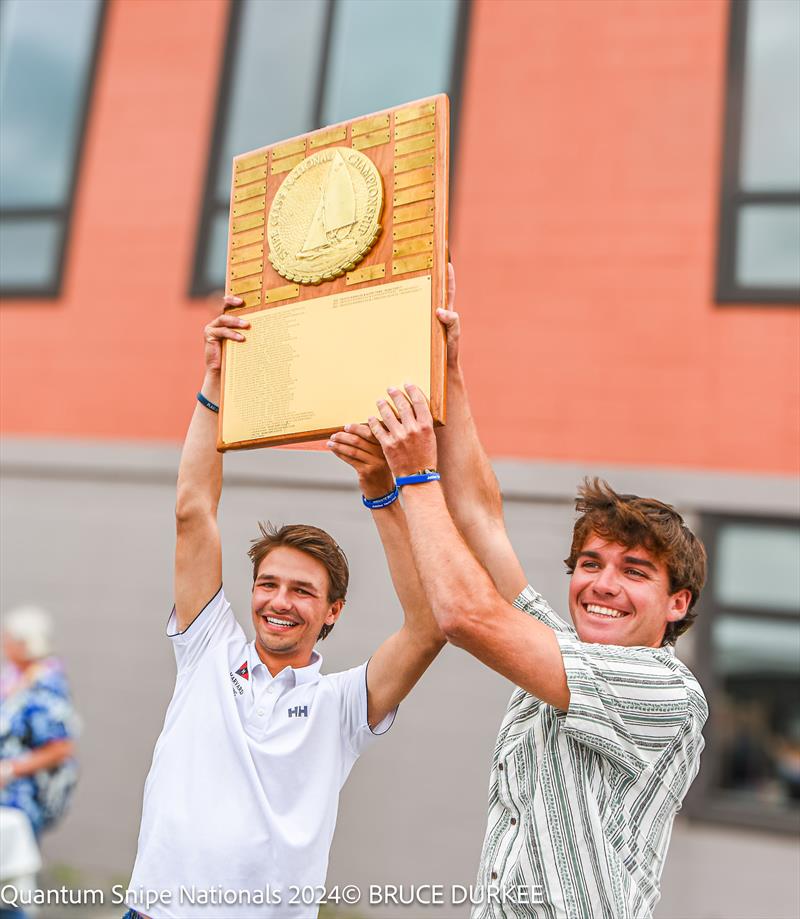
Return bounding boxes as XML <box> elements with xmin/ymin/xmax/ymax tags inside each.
<box><xmin>370</xmin><ymin>500</ymin><xmax>445</xmax><ymax>648</ymax></box>
<box><xmin>437</xmin><ymin>361</ymin><xmax>504</xmax><ymax>529</ymax></box>
<box><xmin>4</xmin><ymin>739</ymin><xmax>74</xmax><ymax>779</ymax></box>
<box><xmin>175</xmin><ymin>370</ymin><xmax>223</xmax><ymax>521</ymax></box>
<box><xmin>399</xmin><ymin>481</ymin><xmax>497</xmax><ymax>637</ymax></box>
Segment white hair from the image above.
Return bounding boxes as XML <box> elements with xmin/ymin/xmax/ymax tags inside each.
<box><xmin>3</xmin><ymin>605</ymin><xmax>54</xmax><ymax>660</ymax></box>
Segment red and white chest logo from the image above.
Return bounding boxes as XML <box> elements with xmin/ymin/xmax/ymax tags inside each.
<box><xmin>235</xmin><ymin>661</ymin><xmax>249</xmax><ymax>680</ymax></box>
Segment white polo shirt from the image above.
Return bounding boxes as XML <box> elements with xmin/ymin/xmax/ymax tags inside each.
<box><xmin>126</xmin><ymin>587</ymin><xmax>393</xmax><ymax>919</ymax></box>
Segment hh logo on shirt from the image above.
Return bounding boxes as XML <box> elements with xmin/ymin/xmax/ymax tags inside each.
<box><xmin>288</xmin><ymin>705</ymin><xmax>309</xmax><ymax>718</ymax></box>
<box><xmin>235</xmin><ymin>661</ymin><xmax>249</xmax><ymax>680</ymax></box>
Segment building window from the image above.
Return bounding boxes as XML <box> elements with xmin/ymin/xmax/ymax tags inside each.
<box><xmin>689</xmin><ymin>515</ymin><xmax>800</xmax><ymax>832</ymax></box>
<box><xmin>191</xmin><ymin>0</ymin><xmax>469</xmax><ymax>295</ymax></box>
<box><xmin>716</xmin><ymin>0</ymin><xmax>800</xmax><ymax>304</ymax></box>
<box><xmin>0</xmin><ymin>0</ymin><xmax>105</xmax><ymax>296</ymax></box>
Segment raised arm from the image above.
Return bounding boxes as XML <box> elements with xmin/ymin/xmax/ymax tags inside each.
<box><xmin>368</xmin><ymin>388</ymin><xmax>569</xmax><ymax>710</ymax></box>
<box><xmin>435</xmin><ymin>265</ymin><xmax>526</xmax><ymax>601</ymax></box>
<box><xmin>174</xmin><ymin>298</ymin><xmax>249</xmax><ymax>630</ymax></box>
<box><xmin>327</xmin><ymin>425</ymin><xmax>445</xmax><ymax>728</ymax></box>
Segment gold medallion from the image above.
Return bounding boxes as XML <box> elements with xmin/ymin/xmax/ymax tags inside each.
<box><xmin>267</xmin><ymin>147</ymin><xmax>383</xmax><ymax>285</ymax></box>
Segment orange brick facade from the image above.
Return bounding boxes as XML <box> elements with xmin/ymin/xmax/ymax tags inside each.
<box><xmin>2</xmin><ymin>0</ymin><xmax>798</xmax><ymax>474</ymax></box>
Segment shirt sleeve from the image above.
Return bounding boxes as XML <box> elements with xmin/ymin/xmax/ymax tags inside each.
<box><xmin>166</xmin><ymin>586</ymin><xmax>242</xmax><ymax>674</ymax></box>
<box><xmin>555</xmin><ymin>633</ymin><xmax>692</xmax><ymax>777</ymax></box>
<box><xmin>26</xmin><ymin>688</ymin><xmax>75</xmax><ymax>746</ymax></box>
<box><xmin>330</xmin><ymin>661</ymin><xmax>396</xmax><ymax>757</ymax></box>
<box><xmin>514</xmin><ymin>584</ymin><xmax>575</xmax><ymax>634</ymax></box>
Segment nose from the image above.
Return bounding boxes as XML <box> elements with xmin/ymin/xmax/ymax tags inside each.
<box><xmin>271</xmin><ymin>586</ymin><xmax>293</xmax><ymax>611</ymax></box>
<box><xmin>593</xmin><ymin>565</ymin><xmax>621</xmax><ymax>597</ymax></box>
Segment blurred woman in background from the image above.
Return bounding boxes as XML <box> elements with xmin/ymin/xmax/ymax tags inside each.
<box><xmin>0</xmin><ymin>606</ymin><xmax>79</xmax><ymax>919</ymax></box>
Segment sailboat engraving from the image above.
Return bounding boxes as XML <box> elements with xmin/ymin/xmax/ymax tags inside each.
<box><xmin>297</xmin><ymin>151</ymin><xmax>357</xmax><ymax>259</ymax></box>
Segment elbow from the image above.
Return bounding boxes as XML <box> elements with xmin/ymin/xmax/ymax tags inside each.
<box><xmin>175</xmin><ymin>489</ymin><xmax>215</xmax><ymax>528</ymax></box>
<box><xmin>437</xmin><ymin>595</ymin><xmax>490</xmax><ymax>647</ymax></box>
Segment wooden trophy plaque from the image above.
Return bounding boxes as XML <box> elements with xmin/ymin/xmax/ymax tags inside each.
<box><xmin>218</xmin><ymin>93</ymin><xmax>449</xmax><ymax>450</ymax></box>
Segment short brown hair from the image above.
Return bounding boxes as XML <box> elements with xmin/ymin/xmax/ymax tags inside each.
<box><xmin>564</xmin><ymin>478</ymin><xmax>706</xmax><ymax>646</ymax></box>
<box><xmin>248</xmin><ymin>522</ymin><xmax>349</xmax><ymax>641</ymax></box>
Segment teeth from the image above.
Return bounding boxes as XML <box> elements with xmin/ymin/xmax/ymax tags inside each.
<box><xmin>586</xmin><ymin>604</ymin><xmax>626</xmax><ymax>619</ymax></box>
<box><xmin>266</xmin><ymin>617</ymin><xmax>296</xmax><ymax>628</ymax></box>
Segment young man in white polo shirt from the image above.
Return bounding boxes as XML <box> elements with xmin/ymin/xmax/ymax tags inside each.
<box><xmin>357</xmin><ymin>267</ymin><xmax>708</xmax><ymax>919</ymax></box>
<box><xmin>123</xmin><ymin>299</ymin><xmax>444</xmax><ymax>919</ymax></box>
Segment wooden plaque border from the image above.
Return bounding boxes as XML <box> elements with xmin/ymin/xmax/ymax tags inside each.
<box><xmin>218</xmin><ymin>93</ymin><xmax>449</xmax><ymax>451</ymax></box>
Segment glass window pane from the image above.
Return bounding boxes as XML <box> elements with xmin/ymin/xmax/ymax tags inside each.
<box><xmin>213</xmin><ymin>0</ymin><xmax>328</xmax><ymax>202</ymax></box>
<box><xmin>321</xmin><ymin>0</ymin><xmax>460</xmax><ymax>125</ymax></box>
<box><xmin>0</xmin><ymin>218</ymin><xmax>61</xmax><ymax>289</ymax></box>
<box><xmin>715</xmin><ymin>522</ymin><xmax>800</xmax><ymax>611</ymax></box>
<box><xmin>736</xmin><ymin>205</ymin><xmax>800</xmax><ymax>289</ymax></box>
<box><xmin>740</xmin><ymin>0</ymin><xmax>800</xmax><ymax>191</ymax></box>
<box><xmin>713</xmin><ymin>615</ymin><xmax>800</xmax><ymax>808</ymax></box>
<box><xmin>0</xmin><ymin>0</ymin><xmax>102</xmax><ymax>208</ymax></box>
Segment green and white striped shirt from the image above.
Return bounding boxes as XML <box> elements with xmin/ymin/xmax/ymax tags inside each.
<box><xmin>473</xmin><ymin>585</ymin><xmax>707</xmax><ymax>919</ymax></box>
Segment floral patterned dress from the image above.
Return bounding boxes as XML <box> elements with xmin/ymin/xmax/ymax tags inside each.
<box><xmin>0</xmin><ymin>658</ymin><xmax>79</xmax><ymax>835</ymax></box>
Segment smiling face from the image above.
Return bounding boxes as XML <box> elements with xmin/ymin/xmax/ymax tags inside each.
<box><xmin>251</xmin><ymin>545</ymin><xmax>343</xmax><ymax>673</ymax></box>
<box><xmin>568</xmin><ymin>533</ymin><xmax>691</xmax><ymax>647</ymax></box>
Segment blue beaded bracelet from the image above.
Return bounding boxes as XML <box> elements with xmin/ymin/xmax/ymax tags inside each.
<box><xmin>197</xmin><ymin>391</ymin><xmax>219</xmax><ymax>413</ymax></box>
<box><xmin>396</xmin><ymin>471</ymin><xmax>441</xmax><ymax>487</ymax></box>
<box><xmin>362</xmin><ymin>486</ymin><xmax>399</xmax><ymax>509</ymax></box>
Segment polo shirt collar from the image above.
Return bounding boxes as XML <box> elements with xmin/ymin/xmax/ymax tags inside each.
<box><xmin>247</xmin><ymin>643</ymin><xmax>323</xmax><ymax>687</ymax></box>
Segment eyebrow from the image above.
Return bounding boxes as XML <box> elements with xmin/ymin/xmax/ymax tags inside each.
<box><xmin>577</xmin><ymin>551</ymin><xmax>658</xmax><ymax>572</ymax></box>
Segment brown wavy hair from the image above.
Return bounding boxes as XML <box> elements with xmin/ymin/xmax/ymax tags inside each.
<box><xmin>248</xmin><ymin>522</ymin><xmax>349</xmax><ymax>641</ymax></box>
<box><xmin>564</xmin><ymin>478</ymin><xmax>706</xmax><ymax>646</ymax></box>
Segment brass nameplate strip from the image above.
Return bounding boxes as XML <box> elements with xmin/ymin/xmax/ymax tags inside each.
<box><xmin>346</xmin><ymin>263</ymin><xmax>386</xmax><ymax>285</ymax></box>
<box><xmin>352</xmin><ymin>114</ymin><xmax>389</xmax><ymax>137</ymax></box>
<box><xmin>394</xmin><ymin>117</ymin><xmax>435</xmax><ymax>141</ymax></box>
<box><xmin>392</xmin><ymin>217</ymin><xmax>434</xmax><ymax>240</ymax></box>
<box><xmin>231</xmin><ymin>243</ymin><xmax>264</xmax><ymax>265</ymax></box>
<box><xmin>352</xmin><ymin>129</ymin><xmax>390</xmax><ymax>151</ymax></box>
<box><xmin>230</xmin><ymin>260</ymin><xmax>263</xmax><ymax>280</ymax></box>
<box><xmin>392</xmin><ymin>254</ymin><xmax>433</xmax><ymax>275</ymax></box>
<box><xmin>392</xmin><ymin>235</ymin><xmax>433</xmax><ymax>259</ymax></box>
<box><xmin>234</xmin><ymin>164</ymin><xmax>267</xmax><ymax>187</ymax></box>
<box><xmin>264</xmin><ymin>283</ymin><xmax>300</xmax><ymax>304</ymax></box>
<box><xmin>395</xmin><ymin>101</ymin><xmax>436</xmax><ymax>125</ymax></box>
<box><xmin>394</xmin><ymin>133</ymin><xmax>435</xmax><ymax>157</ymax></box>
<box><xmin>393</xmin><ymin>200</ymin><xmax>435</xmax><ymax>223</ymax></box>
<box><xmin>308</xmin><ymin>125</ymin><xmax>347</xmax><ymax>149</ymax></box>
<box><xmin>232</xmin><ymin>212</ymin><xmax>265</xmax><ymax>233</ymax></box>
<box><xmin>231</xmin><ymin>226</ymin><xmax>265</xmax><ymax>248</ymax></box>
<box><xmin>394</xmin><ymin>152</ymin><xmax>435</xmax><ymax>174</ymax></box>
<box><xmin>230</xmin><ymin>274</ymin><xmax>262</xmax><ymax>295</ymax></box>
<box><xmin>237</xmin><ymin>290</ymin><xmax>262</xmax><ymax>308</ymax></box>
<box><xmin>232</xmin><ymin>196</ymin><xmax>266</xmax><ymax>218</ymax></box>
<box><xmin>235</xmin><ymin>151</ymin><xmax>268</xmax><ymax>172</ymax></box>
<box><xmin>394</xmin><ymin>166</ymin><xmax>434</xmax><ymax>190</ymax></box>
<box><xmin>393</xmin><ymin>183</ymin><xmax>435</xmax><ymax>207</ymax></box>
<box><xmin>272</xmin><ymin>138</ymin><xmax>306</xmax><ymax>160</ymax></box>
<box><xmin>233</xmin><ymin>182</ymin><xmax>267</xmax><ymax>203</ymax></box>
<box><xmin>271</xmin><ymin>152</ymin><xmax>305</xmax><ymax>175</ymax></box>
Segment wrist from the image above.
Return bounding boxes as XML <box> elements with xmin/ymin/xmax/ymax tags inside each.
<box><xmin>0</xmin><ymin>759</ymin><xmax>18</xmax><ymax>782</ymax></box>
<box><xmin>360</xmin><ymin>474</ymin><xmax>395</xmax><ymax>501</ymax></box>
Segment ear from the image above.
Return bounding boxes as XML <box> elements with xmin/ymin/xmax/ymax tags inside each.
<box><xmin>325</xmin><ymin>599</ymin><xmax>344</xmax><ymax>627</ymax></box>
<box><xmin>665</xmin><ymin>588</ymin><xmax>691</xmax><ymax>622</ymax></box>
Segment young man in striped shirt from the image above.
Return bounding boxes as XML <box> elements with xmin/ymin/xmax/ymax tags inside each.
<box><xmin>360</xmin><ymin>268</ymin><xmax>708</xmax><ymax>919</ymax></box>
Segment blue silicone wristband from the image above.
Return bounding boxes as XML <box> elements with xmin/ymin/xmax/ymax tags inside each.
<box><xmin>396</xmin><ymin>471</ymin><xmax>441</xmax><ymax>487</ymax></box>
<box><xmin>197</xmin><ymin>391</ymin><xmax>219</xmax><ymax>413</ymax></box>
<box><xmin>362</xmin><ymin>486</ymin><xmax>399</xmax><ymax>509</ymax></box>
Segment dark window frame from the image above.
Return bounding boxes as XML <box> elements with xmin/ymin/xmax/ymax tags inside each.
<box><xmin>0</xmin><ymin>0</ymin><xmax>108</xmax><ymax>299</ymax></box>
<box><xmin>189</xmin><ymin>0</ymin><xmax>471</xmax><ymax>298</ymax></box>
<box><xmin>684</xmin><ymin>512</ymin><xmax>800</xmax><ymax>835</ymax></box>
<box><xmin>715</xmin><ymin>0</ymin><xmax>800</xmax><ymax>305</ymax></box>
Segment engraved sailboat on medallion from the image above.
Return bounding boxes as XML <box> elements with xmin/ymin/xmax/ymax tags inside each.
<box><xmin>297</xmin><ymin>150</ymin><xmax>357</xmax><ymax>259</ymax></box>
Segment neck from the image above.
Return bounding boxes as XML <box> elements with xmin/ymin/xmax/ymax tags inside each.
<box><xmin>254</xmin><ymin>641</ymin><xmax>314</xmax><ymax>677</ymax></box>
